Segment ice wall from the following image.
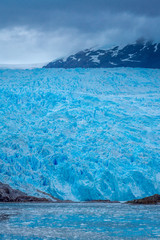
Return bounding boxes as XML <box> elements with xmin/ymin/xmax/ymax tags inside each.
<box><xmin>0</xmin><ymin>68</ymin><xmax>160</xmax><ymax>201</ymax></box>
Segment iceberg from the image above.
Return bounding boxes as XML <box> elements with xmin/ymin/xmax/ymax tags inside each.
<box><xmin>0</xmin><ymin>68</ymin><xmax>160</xmax><ymax>201</ymax></box>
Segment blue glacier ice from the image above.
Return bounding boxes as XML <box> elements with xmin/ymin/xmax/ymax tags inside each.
<box><xmin>0</xmin><ymin>68</ymin><xmax>160</xmax><ymax>201</ymax></box>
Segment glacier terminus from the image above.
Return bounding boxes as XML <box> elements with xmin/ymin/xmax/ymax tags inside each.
<box><xmin>0</xmin><ymin>68</ymin><xmax>160</xmax><ymax>201</ymax></box>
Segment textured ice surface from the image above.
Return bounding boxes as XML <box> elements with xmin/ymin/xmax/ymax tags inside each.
<box><xmin>0</xmin><ymin>68</ymin><xmax>160</xmax><ymax>201</ymax></box>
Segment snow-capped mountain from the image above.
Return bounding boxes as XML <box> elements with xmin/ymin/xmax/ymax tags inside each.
<box><xmin>44</xmin><ymin>40</ymin><xmax>160</xmax><ymax>68</ymax></box>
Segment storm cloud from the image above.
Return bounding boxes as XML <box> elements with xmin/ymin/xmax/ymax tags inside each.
<box><xmin>0</xmin><ymin>0</ymin><xmax>160</xmax><ymax>64</ymax></box>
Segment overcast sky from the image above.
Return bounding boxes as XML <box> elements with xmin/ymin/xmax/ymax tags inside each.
<box><xmin>0</xmin><ymin>0</ymin><xmax>160</xmax><ymax>64</ymax></box>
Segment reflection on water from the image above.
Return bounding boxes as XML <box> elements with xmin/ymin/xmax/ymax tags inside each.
<box><xmin>0</xmin><ymin>202</ymin><xmax>160</xmax><ymax>239</ymax></box>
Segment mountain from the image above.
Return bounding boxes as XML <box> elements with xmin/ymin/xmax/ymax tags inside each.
<box><xmin>44</xmin><ymin>40</ymin><xmax>160</xmax><ymax>69</ymax></box>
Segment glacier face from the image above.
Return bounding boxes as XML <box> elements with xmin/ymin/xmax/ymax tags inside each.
<box><xmin>0</xmin><ymin>68</ymin><xmax>160</xmax><ymax>201</ymax></box>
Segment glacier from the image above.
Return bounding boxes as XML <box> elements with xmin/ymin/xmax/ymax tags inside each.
<box><xmin>0</xmin><ymin>68</ymin><xmax>160</xmax><ymax>201</ymax></box>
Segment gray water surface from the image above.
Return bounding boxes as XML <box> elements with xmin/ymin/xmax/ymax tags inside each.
<box><xmin>0</xmin><ymin>202</ymin><xmax>160</xmax><ymax>239</ymax></box>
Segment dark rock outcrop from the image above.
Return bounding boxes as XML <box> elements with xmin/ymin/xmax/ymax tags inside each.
<box><xmin>126</xmin><ymin>194</ymin><xmax>160</xmax><ymax>204</ymax></box>
<box><xmin>43</xmin><ymin>40</ymin><xmax>160</xmax><ymax>69</ymax></box>
<box><xmin>0</xmin><ymin>182</ymin><xmax>51</xmax><ymax>202</ymax></box>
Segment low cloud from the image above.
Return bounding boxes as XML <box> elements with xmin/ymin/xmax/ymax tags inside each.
<box><xmin>0</xmin><ymin>0</ymin><xmax>160</xmax><ymax>64</ymax></box>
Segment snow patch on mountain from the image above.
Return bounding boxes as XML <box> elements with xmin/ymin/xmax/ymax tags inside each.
<box><xmin>90</xmin><ymin>55</ymin><xmax>100</xmax><ymax>63</ymax></box>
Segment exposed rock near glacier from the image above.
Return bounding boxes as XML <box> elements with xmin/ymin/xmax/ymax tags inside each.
<box><xmin>0</xmin><ymin>68</ymin><xmax>160</xmax><ymax>201</ymax></box>
<box><xmin>127</xmin><ymin>194</ymin><xmax>160</xmax><ymax>204</ymax></box>
<box><xmin>0</xmin><ymin>182</ymin><xmax>51</xmax><ymax>202</ymax></box>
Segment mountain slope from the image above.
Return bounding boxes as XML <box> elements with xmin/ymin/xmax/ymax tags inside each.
<box><xmin>44</xmin><ymin>41</ymin><xmax>160</xmax><ymax>69</ymax></box>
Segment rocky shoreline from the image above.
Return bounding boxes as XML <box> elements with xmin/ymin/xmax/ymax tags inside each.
<box><xmin>126</xmin><ymin>194</ymin><xmax>160</xmax><ymax>205</ymax></box>
<box><xmin>0</xmin><ymin>182</ymin><xmax>52</xmax><ymax>202</ymax></box>
<box><xmin>1</xmin><ymin>182</ymin><xmax>160</xmax><ymax>204</ymax></box>
<box><xmin>0</xmin><ymin>182</ymin><xmax>119</xmax><ymax>203</ymax></box>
